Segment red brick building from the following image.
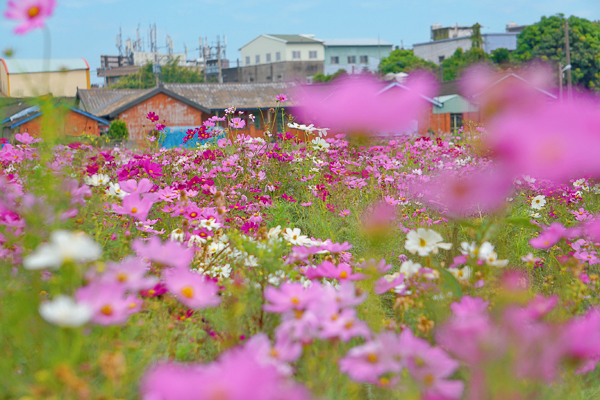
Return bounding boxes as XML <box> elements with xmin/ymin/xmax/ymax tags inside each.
<box><xmin>1</xmin><ymin>99</ymin><xmax>109</xmax><ymax>139</ymax></box>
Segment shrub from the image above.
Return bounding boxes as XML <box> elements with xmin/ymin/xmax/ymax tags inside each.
<box><xmin>107</xmin><ymin>120</ymin><xmax>129</xmax><ymax>141</ymax></box>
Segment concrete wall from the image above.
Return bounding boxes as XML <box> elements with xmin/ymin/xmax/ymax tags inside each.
<box><xmin>17</xmin><ymin>109</ymin><xmax>102</xmax><ymax>137</ymax></box>
<box><xmin>413</xmin><ymin>37</ymin><xmax>472</xmax><ymax>65</ymax></box>
<box><xmin>241</xmin><ymin>36</ymin><xmax>324</xmax><ymax>66</ymax></box>
<box><xmin>3</xmin><ymin>69</ymin><xmax>89</xmax><ymax>97</ymax></box>
<box><xmin>240</xmin><ymin>61</ymin><xmax>323</xmax><ymax>83</ymax></box>
<box><xmin>323</xmin><ymin>45</ymin><xmax>392</xmax><ymax>75</ymax></box>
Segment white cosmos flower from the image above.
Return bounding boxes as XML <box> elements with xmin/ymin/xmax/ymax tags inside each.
<box><xmin>23</xmin><ymin>230</ymin><xmax>102</xmax><ymax>270</ymax></box>
<box><xmin>449</xmin><ymin>266</ymin><xmax>472</xmax><ymax>281</ymax></box>
<box><xmin>477</xmin><ymin>242</ymin><xmax>508</xmax><ymax>267</ymax></box>
<box><xmin>460</xmin><ymin>242</ymin><xmax>478</xmax><ymax>257</ymax></box>
<box><xmin>400</xmin><ymin>260</ymin><xmax>422</xmax><ymax>277</ymax></box>
<box><xmin>39</xmin><ymin>295</ymin><xmax>93</xmax><ymax>327</ymax></box>
<box><xmin>84</xmin><ymin>174</ymin><xmax>110</xmax><ymax>187</ymax></box>
<box><xmin>199</xmin><ymin>219</ymin><xmax>222</xmax><ymax>231</ymax></box>
<box><xmin>170</xmin><ymin>228</ymin><xmax>185</xmax><ymax>242</ymax></box>
<box><xmin>311</xmin><ymin>137</ymin><xmax>330</xmax><ymax>151</ymax></box>
<box><xmin>531</xmin><ymin>195</ymin><xmax>546</xmax><ymax>210</ymax></box>
<box><xmin>106</xmin><ymin>182</ymin><xmax>126</xmax><ymax>199</ymax></box>
<box><xmin>267</xmin><ymin>225</ymin><xmax>282</xmax><ymax>239</ymax></box>
<box><xmin>282</xmin><ymin>228</ymin><xmax>313</xmax><ymax>246</ymax></box>
<box><xmin>574</xmin><ymin>178</ymin><xmax>586</xmax><ymax>187</ymax></box>
<box><xmin>405</xmin><ymin>228</ymin><xmax>452</xmax><ymax>257</ymax></box>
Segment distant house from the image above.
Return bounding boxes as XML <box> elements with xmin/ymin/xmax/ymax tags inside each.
<box><xmin>238</xmin><ymin>34</ymin><xmax>325</xmax><ymax>83</ymax></box>
<box><xmin>0</xmin><ymin>58</ymin><xmax>91</xmax><ymax>97</ymax></box>
<box><xmin>412</xmin><ymin>23</ymin><xmax>522</xmax><ymax>65</ymax></box>
<box><xmin>323</xmin><ymin>39</ymin><xmax>393</xmax><ymax>76</ymax></box>
<box><xmin>0</xmin><ymin>97</ymin><xmax>108</xmax><ymax>139</ymax></box>
<box><xmin>77</xmin><ymin>82</ymin><xmax>303</xmax><ymax>142</ymax></box>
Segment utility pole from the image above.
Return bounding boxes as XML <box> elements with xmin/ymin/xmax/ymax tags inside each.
<box><xmin>558</xmin><ymin>62</ymin><xmax>563</xmax><ymax>102</ymax></box>
<box><xmin>565</xmin><ymin>20</ymin><xmax>572</xmax><ymax>101</ymax></box>
<box><xmin>217</xmin><ymin>35</ymin><xmax>223</xmax><ymax>83</ymax></box>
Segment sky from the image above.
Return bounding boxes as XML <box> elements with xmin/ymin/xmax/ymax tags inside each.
<box><xmin>2</xmin><ymin>0</ymin><xmax>599</xmax><ymax>86</ymax></box>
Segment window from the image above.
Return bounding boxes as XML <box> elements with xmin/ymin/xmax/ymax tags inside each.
<box><xmin>254</xmin><ymin>115</ymin><xmax>261</xmax><ymax>130</ymax></box>
<box><xmin>276</xmin><ymin>52</ymin><xmax>281</xmax><ymax>61</ymax></box>
<box><xmin>331</xmin><ymin>56</ymin><xmax>339</xmax><ymax>64</ymax></box>
<box><xmin>266</xmin><ymin>53</ymin><xmax>271</xmax><ymax>62</ymax></box>
<box><xmin>359</xmin><ymin>55</ymin><xmax>368</xmax><ymax>64</ymax></box>
<box><xmin>277</xmin><ymin>74</ymin><xmax>283</xmax><ymax>81</ymax></box>
<box><xmin>245</xmin><ymin>56</ymin><xmax>250</xmax><ymax>65</ymax></box>
<box><xmin>292</xmin><ymin>51</ymin><xmax>301</xmax><ymax>59</ymax></box>
<box><xmin>451</xmin><ymin>113</ymin><xmax>463</xmax><ymax>132</ymax></box>
<box><xmin>255</xmin><ymin>55</ymin><xmax>260</xmax><ymax>64</ymax></box>
<box><xmin>309</xmin><ymin>51</ymin><xmax>317</xmax><ymax>59</ymax></box>
<box><xmin>347</xmin><ymin>55</ymin><xmax>356</xmax><ymax>64</ymax></box>
<box><xmin>438</xmin><ymin>55</ymin><xmax>445</xmax><ymax>63</ymax></box>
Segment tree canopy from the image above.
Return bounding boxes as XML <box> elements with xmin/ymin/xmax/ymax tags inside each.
<box><xmin>441</xmin><ymin>47</ymin><xmax>492</xmax><ymax>81</ymax></box>
<box><xmin>378</xmin><ymin>49</ymin><xmax>438</xmax><ymax>75</ymax></box>
<box><xmin>109</xmin><ymin>58</ymin><xmax>204</xmax><ymax>89</ymax></box>
<box><xmin>512</xmin><ymin>14</ymin><xmax>600</xmax><ymax>90</ymax></box>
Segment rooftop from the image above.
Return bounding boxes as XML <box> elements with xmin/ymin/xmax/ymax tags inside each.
<box><xmin>0</xmin><ymin>58</ymin><xmax>89</xmax><ymax>74</ymax></box>
<box><xmin>323</xmin><ymin>39</ymin><xmax>393</xmax><ymax>47</ymax></box>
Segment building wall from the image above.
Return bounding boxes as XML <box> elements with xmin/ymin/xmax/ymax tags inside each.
<box><xmin>241</xmin><ymin>36</ymin><xmax>289</xmax><ymax>66</ymax></box>
<box><xmin>17</xmin><ymin>109</ymin><xmax>102</xmax><ymax>137</ymax></box>
<box><xmin>285</xmin><ymin>43</ymin><xmax>325</xmax><ymax>62</ymax></box>
<box><xmin>323</xmin><ymin>45</ymin><xmax>392</xmax><ymax>75</ymax></box>
<box><xmin>240</xmin><ymin>61</ymin><xmax>323</xmax><ymax>83</ymax></box>
<box><xmin>482</xmin><ymin>33</ymin><xmax>518</xmax><ymax>53</ymax></box>
<box><xmin>0</xmin><ymin>60</ymin><xmax>8</xmax><ymax>96</ymax></box>
<box><xmin>413</xmin><ymin>37</ymin><xmax>472</xmax><ymax>65</ymax></box>
<box><xmin>117</xmin><ymin>92</ymin><xmax>210</xmax><ymax>141</ymax></box>
<box><xmin>6</xmin><ymin>70</ymin><xmax>89</xmax><ymax>97</ymax></box>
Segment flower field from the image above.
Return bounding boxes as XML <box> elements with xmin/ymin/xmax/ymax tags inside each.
<box><xmin>3</xmin><ymin>70</ymin><xmax>600</xmax><ymax>400</ymax></box>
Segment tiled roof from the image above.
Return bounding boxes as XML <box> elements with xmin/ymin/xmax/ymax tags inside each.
<box><xmin>77</xmin><ymin>88</ymin><xmax>153</xmax><ymax>114</ymax></box>
<box><xmin>164</xmin><ymin>82</ymin><xmax>300</xmax><ymax>110</ymax></box>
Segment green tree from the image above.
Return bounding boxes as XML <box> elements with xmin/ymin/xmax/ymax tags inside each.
<box><xmin>512</xmin><ymin>14</ymin><xmax>600</xmax><ymax>90</ymax></box>
<box><xmin>491</xmin><ymin>48</ymin><xmax>511</xmax><ymax>66</ymax></box>
<box><xmin>312</xmin><ymin>69</ymin><xmax>348</xmax><ymax>83</ymax></box>
<box><xmin>107</xmin><ymin>119</ymin><xmax>129</xmax><ymax>141</ymax></box>
<box><xmin>441</xmin><ymin>47</ymin><xmax>492</xmax><ymax>81</ymax></box>
<box><xmin>378</xmin><ymin>49</ymin><xmax>438</xmax><ymax>75</ymax></box>
<box><xmin>109</xmin><ymin>58</ymin><xmax>204</xmax><ymax>89</ymax></box>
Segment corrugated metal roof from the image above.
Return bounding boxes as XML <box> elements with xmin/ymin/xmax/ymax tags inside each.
<box><xmin>433</xmin><ymin>94</ymin><xmax>479</xmax><ymax>114</ymax></box>
<box><xmin>164</xmin><ymin>82</ymin><xmax>300</xmax><ymax>110</ymax></box>
<box><xmin>268</xmin><ymin>34</ymin><xmax>322</xmax><ymax>44</ymax></box>
<box><xmin>1</xmin><ymin>58</ymin><xmax>89</xmax><ymax>74</ymax></box>
<box><xmin>323</xmin><ymin>39</ymin><xmax>393</xmax><ymax>47</ymax></box>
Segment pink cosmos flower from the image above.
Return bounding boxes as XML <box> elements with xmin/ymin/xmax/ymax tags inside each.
<box><xmin>529</xmin><ymin>222</ymin><xmax>580</xmax><ymax>249</ymax></box>
<box><xmin>76</xmin><ymin>283</ymin><xmax>135</xmax><ymax>326</ymax></box>
<box><xmin>111</xmin><ymin>193</ymin><xmax>154</xmax><ymax>221</ymax></box>
<box><xmin>319</xmin><ymin>308</ymin><xmax>371</xmax><ymax>342</ymax></box>
<box><xmin>229</xmin><ymin>118</ymin><xmax>246</xmax><ymax>129</ymax></box>
<box><xmin>164</xmin><ymin>267</ymin><xmax>221</xmax><ymax>310</ymax></box>
<box><xmin>275</xmin><ymin>94</ymin><xmax>287</xmax><ymax>102</ymax></box>
<box><xmin>4</xmin><ymin>0</ymin><xmax>56</xmax><ymax>35</ymax></box>
<box><xmin>264</xmin><ymin>282</ymin><xmax>316</xmax><ymax>313</ymax></box>
<box><xmin>374</xmin><ymin>273</ymin><xmax>404</xmax><ymax>294</ymax></box>
<box><xmin>294</xmin><ymin>74</ymin><xmax>435</xmax><ymax>135</ymax></box>
<box><xmin>98</xmin><ymin>256</ymin><xmax>158</xmax><ymax>292</ymax></box>
<box><xmin>304</xmin><ymin>261</ymin><xmax>366</xmax><ymax>281</ymax></box>
<box><xmin>132</xmin><ymin>236</ymin><xmax>194</xmax><ymax>269</ymax></box>
<box><xmin>15</xmin><ymin>131</ymin><xmax>41</xmax><ymax>144</ymax></box>
<box><xmin>147</xmin><ymin>112</ymin><xmax>159</xmax><ymax>122</ymax></box>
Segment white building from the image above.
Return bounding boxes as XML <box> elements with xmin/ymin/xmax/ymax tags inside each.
<box><xmin>240</xmin><ymin>34</ymin><xmax>324</xmax><ymax>66</ymax></box>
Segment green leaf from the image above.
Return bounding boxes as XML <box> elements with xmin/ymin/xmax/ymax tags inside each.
<box><xmin>438</xmin><ymin>267</ymin><xmax>463</xmax><ymax>299</ymax></box>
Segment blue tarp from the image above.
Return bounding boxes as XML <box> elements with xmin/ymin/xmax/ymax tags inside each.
<box><xmin>159</xmin><ymin>126</ymin><xmax>225</xmax><ymax>149</ymax></box>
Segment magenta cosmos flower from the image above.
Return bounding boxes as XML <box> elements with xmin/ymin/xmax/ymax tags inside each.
<box><xmin>132</xmin><ymin>236</ymin><xmax>194</xmax><ymax>269</ymax></box>
<box><xmin>164</xmin><ymin>267</ymin><xmax>221</xmax><ymax>310</ymax></box>
<box><xmin>111</xmin><ymin>193</ymin><xmax>155</xmax><ymax>221</ymax></box>
<box><xmin>4</xmin><ymin>0</ymin><xmax>56</xmax><ymax>34</ymax></box>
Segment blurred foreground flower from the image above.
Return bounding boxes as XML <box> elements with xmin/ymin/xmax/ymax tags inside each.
<box><xmin>294</xmin><ymin>74</ymin><xmax>435</xmax><ymax>136</ymax></box>
<box><xmin>39</xmin><ymin>295</ymin><xmax>92</xmax><ymax>327</ymax></box>
<box><xmin>405</xmin><ymin>228</ymin><xmax>452</xmax><ymax>256</ymax></box>
<box><xmin>23</xmin><ymin>230</ymin><xmax>102</xmax><ymax>270</ymax></box>
<box><xmin>4</xmin><ymin>0</ymin><xmax>56</xmax><ymax>35</ymax></box>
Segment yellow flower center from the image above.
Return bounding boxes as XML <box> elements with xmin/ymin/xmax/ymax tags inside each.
<box><xmin>181</xmin><ymin>286</ymin><xmax>194</xmax><ymax>298</ymax></box>
<box><xmin>291</xmin><ymin>296</ymin><xmax>299</xmax><ymax>304</ymax></box>
<box><xmin>419</xmin><ymin>238</ymin><xmax>426</xmax><ymax>247</ymax></box>
<box><xmin>424</xmin><ymin>373</ymin><xmax>435</xmax><ymax>387</ymax></box>
<box><xmin>367</xmin><ymin>353</ymin><xmax>378</xmax><ymax>363</ymax></box>
<box><xmin>28</xmin><ymin>6</ymin><xmax>40</xmax><ymax>18</ymax></box>
<box><xmin>131</xmin><ymin>207</ymin><xmax>138</xmax><ymax>213</ymax></box>
<box><xmin>117</xmin><ymin>272</ymin><xmax>128</xmax><ymax>282</ymax></box>
<box><xmin>339</xmin><ymin>270</ymin><xmax>348</xmax><ymax>279</ymax></box>
<box><xmin>101</xmin><ymin>305</ymin><xmax>113</xmax><ymax>316</ymax></box>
